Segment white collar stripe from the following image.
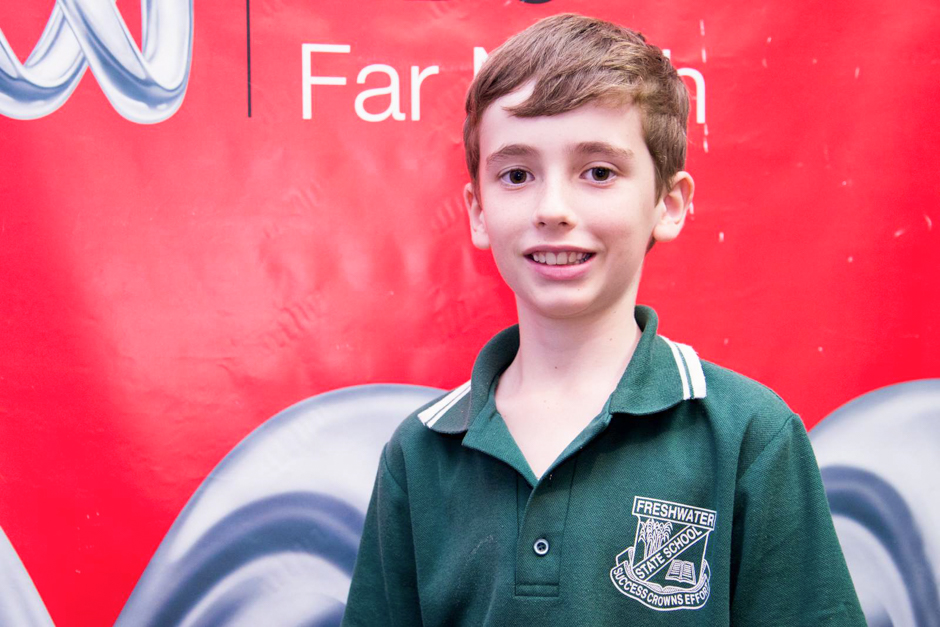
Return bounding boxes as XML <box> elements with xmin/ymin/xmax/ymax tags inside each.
<box><xmin>419</xmin><ymin>380</ymin><xmax>471</xmax><ymax>428</ymax></box>
<box><xmin>677</xmin><ymin>342</ymin><xmax>707</xmax><ymax>399</ymax></box>
<box><xmin>662</xmin><ymin>337</ymin><xmax>692</xmax><ymax>401</ymax></box>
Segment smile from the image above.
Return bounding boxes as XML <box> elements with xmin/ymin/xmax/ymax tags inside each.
<box><xmin>526</xmin><ymin>251</ymin><xmax>594</xmax><ymax>266</ymax></box>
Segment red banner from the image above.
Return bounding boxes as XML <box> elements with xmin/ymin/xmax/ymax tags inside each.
<box><xmin>1</xmin><ymin>1</ymin><xmax>938</xmax><ymax>624</ymax></box>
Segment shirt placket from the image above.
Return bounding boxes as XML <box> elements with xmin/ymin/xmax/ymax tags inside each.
<box><xmin>462</xmin><ymin>397</ymin><xmax>616</xmax><ymax>598</ymax></box>
<box><xmin>513</xmin><ymin>460</ymin><xmax>576</xmax><ymax>597</ymax></box>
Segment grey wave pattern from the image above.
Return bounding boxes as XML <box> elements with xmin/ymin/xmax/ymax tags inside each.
<box><xmin>0</xmin><ymin>0</ymin><xmax>192</xmax><ymax>123</ymax></box>
<box><xmin>114</xmin><ymin>383</ymin><xmax>441</xmax><ymax>627</ymax></box>
<box><xmin>811</xmin><ymin>379</ymin><xmax>940</xmax><ymax>627</ymax></box>
<box><xmin>0</xmin><ymin>526</ymin><xmax>55</xmax><ymax>627</ymax></box>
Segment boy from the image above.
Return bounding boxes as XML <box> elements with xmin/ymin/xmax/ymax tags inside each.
<box><xmin>342</xmin><ymin>14</ymin><xmax>864</xmax><ymax>626</ymax></box>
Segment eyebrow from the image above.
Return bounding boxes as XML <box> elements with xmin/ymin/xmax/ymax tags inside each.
<box><xmin>569</xmin><ymin>141</ymin><xmax>635</xmax><ymax>163</ymax></box>
<box><xmin>485</xmin><ymin>143</ymin><xmax>538</xmax><ymax>169</ymax></box>
<box><xmin>484</xmin><ymin>141</ymin><xmax>635</xmax><ymax>169</ymax></box>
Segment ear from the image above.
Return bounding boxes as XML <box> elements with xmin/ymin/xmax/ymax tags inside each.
<box><xmin>464</xmin><ymin>181</ymin><xmax>490</xmax><ymax>250</ymax></box>
<box><xmin>652</xmin><ymin>171</ymin><xmax>694</xmax><ymax>244</ymax></box>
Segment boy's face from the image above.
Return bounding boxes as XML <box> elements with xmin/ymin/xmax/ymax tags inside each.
<box><xmin>464</xmin><ymin>85</ymin><xmax>693</xmax><ymax>321</ymax></box>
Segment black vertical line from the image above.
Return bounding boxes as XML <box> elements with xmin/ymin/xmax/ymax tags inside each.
<box><xmin>246</xmin><ymin>0</ymin><xmax>252</xmax><ymax>117</ymax></box>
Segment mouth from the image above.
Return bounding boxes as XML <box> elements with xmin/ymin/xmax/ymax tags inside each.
<box><xmin>525</xmin><ymin>251</ymin><xmax>595</xmax><ymax>266</ymax></box>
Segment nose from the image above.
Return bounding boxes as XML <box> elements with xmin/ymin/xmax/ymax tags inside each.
<box><xmin>532</xmin><ymin>179</ymin><xmax>577</xmax><ymax>229</ymax></box>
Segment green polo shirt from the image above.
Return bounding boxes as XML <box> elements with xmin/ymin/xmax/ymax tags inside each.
<box><xmin>342</xmin><ymin>307</ymin><xmax>865</xmax><ymax>626</ymax></box>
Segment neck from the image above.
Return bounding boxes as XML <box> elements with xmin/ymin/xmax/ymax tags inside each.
<box><xmin>501</xmin><ymin>296</ymin><xmax>642</xmax><ymax>398</ymax></box>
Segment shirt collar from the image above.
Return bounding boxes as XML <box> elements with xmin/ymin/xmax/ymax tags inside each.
<box><xmin>419</xmin><ymin>306</ymin><xmax>707</xmax><ymax>434</ymax></box>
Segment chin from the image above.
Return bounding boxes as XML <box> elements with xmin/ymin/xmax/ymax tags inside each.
<box><xmin>522</xmin><ymin>296</ymin><xmax>599</xmax><ymax>320</ymax></box>
<box><xmin>520</xmin><ymin>284</ymin><xmax>640</xmax><ymax>321</ymax></box>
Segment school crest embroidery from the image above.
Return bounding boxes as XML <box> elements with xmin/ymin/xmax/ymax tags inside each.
<box><xmin>610</xmin><ymin>496</ymin><xmax>717</xmax><ymax>611</ymax></box>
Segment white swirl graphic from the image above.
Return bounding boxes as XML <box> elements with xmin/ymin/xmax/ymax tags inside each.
<box><xmin>0</xmin><ymin>0</ymin><xmax>193</xmax><ymax>123</ymax></box>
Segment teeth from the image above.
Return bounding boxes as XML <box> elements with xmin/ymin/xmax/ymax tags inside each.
<box><xmin>530</xmin><ymin>252</ymin><xmax>588</xmax><ymax>266</ymax></box>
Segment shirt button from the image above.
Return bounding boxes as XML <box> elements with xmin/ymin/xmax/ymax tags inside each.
<box><xmin>533</xmin><ymin>538</ymin><xmax>550</xmax><ymax>556</ymax></box>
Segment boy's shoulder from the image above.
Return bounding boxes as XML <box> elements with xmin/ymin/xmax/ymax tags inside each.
<box><xmin>698</xmin><ymin>356</ymin><xmax>794</xmax><ymax>418</ymax></box>
<box><xmin>385</xmin><ymin>323</ymin><xmax>518</xmax><ymax>461</ymax></box>
<box><xmin>695</xmin><ymin>356</ymin><xmax>806</xmax><ymax>474</ymax></box>
<box><xmin>381</xmin><ymin>382</ymin><xmax>473</xmax><ymax>476</ymax></box>
<box><xmin>623</xmin><ymin>305</ymin><xmax>797</xmax><ymax>436</ymax></box>
<box><xmin>383</xmin><ymin>312</ymin><xmax>804</xmax><ymax>483</ymax></box>
<box><xmin>630</xmin><ymin>308</ymin><xmax>802</xmax><ymax>467</ymax></box>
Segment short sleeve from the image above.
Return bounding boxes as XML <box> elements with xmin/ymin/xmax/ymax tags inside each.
<box><xmin>729</xmin><ymin>415</ymin><xmax>866</xmax><ymax>626</ymax></box>
<box><xmin>341</xmin><ymin>445</ymin><xmax>423</xmax><ymax>627</ymax></box>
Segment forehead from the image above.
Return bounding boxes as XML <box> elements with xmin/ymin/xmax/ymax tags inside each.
<box><xmin>478</xmin><ymin>84</ymin><xmax>652</xmax><ymax>166</ymax></box>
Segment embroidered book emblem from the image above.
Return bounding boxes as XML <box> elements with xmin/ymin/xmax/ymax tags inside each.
<box><xmin>610</xmin><ymin>496</ymin><xmax>717</xmax><ymax>611</ymax></box>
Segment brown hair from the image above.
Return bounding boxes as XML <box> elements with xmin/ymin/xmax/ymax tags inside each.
<box><xmin>464</xmin><ymin>13</ymin><xmax>689</xmax><ymax>199</ymax></box>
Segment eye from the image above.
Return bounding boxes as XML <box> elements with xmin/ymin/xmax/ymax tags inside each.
<box><xmin>500</xmin><ymin>169</ymin><xmax>531</xmax><ymax>186</ymax></box>
<box><xmin>586</xmin><ymin>166</ymin><xmax>615</xmax><ymax>183</ymax></box>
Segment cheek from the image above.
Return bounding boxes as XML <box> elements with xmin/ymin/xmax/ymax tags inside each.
<box><xmin>600</xmin><ymin>215</ymin><xmax>656</xmax><ymax>262</ymax></box>
<box><xmin>476</xmin><ymin>221</ymin><xmax>517</xmax><ymax>271</ymax></box>
<box><xmin>596</xmin><ymin>214</ymin><xmax>639</xmax><ymax>242</ymax></box>
<box><xmin>480</xmin><ymin>209</ymin><xmax>523</xmax><ymax>244</ymax></box>
<box><xmin>488</xmin><ymin>233</ymin><xmax>520</xmax><ymax>268</ymax></box>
